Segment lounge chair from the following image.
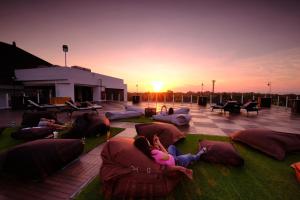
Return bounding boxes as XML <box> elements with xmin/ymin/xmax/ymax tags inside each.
<box><xmin>241</xmin><ymin>101</ymin><xmax>258</xmax><ymax>115</ymax></box>
<box><xmin>27</xmin><ymin>100</ymin><xmax>65</xmax><ymax>111</ymax></box>
<box><xmin>65</xmin><ymin>100</ymin><xmax>102</xmax><ymax>117</ymax></box>
<box><xmin>211</xmin><ymin>101</ymin><xmax>241</xmax><ymax>113</ymax></box>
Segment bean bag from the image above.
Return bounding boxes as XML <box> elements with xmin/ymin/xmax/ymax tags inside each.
<box><xmin>125</xmin><ymin>105</ymin><xmax>144</xmax><ymax>114</ymax></box>
<box><xmin>231</xmin><ymin>129</ymin><xmax>300</xmax><ymax>160</ymax></box>
<box><xmin>174</xmin><ymin>107</ymin><xmax>190</xmax><ymax>114</ymax></box>
<box><xmin>100</xmin><ymin>137</ymin><xmax>182</xmax><ymax>199</ymax></box>
<box><xmin>1</xmin><ymin>139</ymin><xmax>83</xmax><ymax>179</ymax></box>
<box><xmin>105</xmin><ymin>110</ymin><xmax>143</xmax><ymax>120</ymax></box>
<box><xmin>11</xmin><ymin>127</ymin><xmax>54</xmax><ymax>140</ymax></box>
<box><xmin>64</xmin><ymin>113</ymin><xmax>110</xmax><ymax>138</ymax></box>
<box><xmin>135</xmin><ymin>122</ymin><xmax>185</xmax><ymax>148</ymax></box>
<box><xmin>199</xmin><ymin>140</ymin><xmax>244</xmax><ymax>166</ymax></box>
<box><xmin>152</xmin><ymin>114</ymin><xmax>191</xmax><ymax>126</ymax></box>
<box><xmin>21</xmin><ymin>111</ymin><xmax>57</xmax><ymax>127</ymax></box>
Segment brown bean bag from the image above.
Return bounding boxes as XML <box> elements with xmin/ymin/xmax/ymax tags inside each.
<box><xmin>11</xmin><ymin>127</ymin><xmax>53</xmax><ymax>140</ymax></box>
<box><xmin>64</xmin><ymin>113</ymin><xmax>110</xmax><ymax>138</ymax></box>
<box><xmin>199</xmin><ymin>140</ymin><xmax>244</xmax><ymax>166</ymax></box>
<box><xmin>100</xmin><ymin>137</ymin><xmax>182</xmax><ymax>199</ymax></box>
<box><xmin>21</xmin><ymin>111</ymin><xmax>57</xmax><ymax>127</ymax></box>
<box><xmin>135</xmin><ymin>122</ymin><xmax>186</xmax><ymax>148</ymax></box>
<box><xmin>1</xmin><ymin>139</ymin><xmax>83</xmax><ymax>179</ymax></box>
<box><xmin>231</xmin><ymin>129</ymin><xmax>300</xmax><ymax>160</ymax></box>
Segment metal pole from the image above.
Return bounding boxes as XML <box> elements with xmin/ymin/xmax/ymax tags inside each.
<box><xmin>285</xmin><ymin>96</ymin><xmax>288</xmax><ymax>109</ymax></box>
<box><xmin>241</xmin><ymin>93</ymin><xmax>244</xmax><ymax>104</ymax></box>
<box><xmin>252</xmin><ymin>94</ymin><xmax>255</xmax><ymax>101</ymax></box>
<box><xmin>172</xmin><ymin>93</ymin><xmax>175</xmax><ymax>106</ymax></box>
<box><xmin>190</xmin><ymin>95</ymin><xmax>193</xmax><ymax>104</ymax></box>
<box><xmin>65</xmin><ymin>52</ymin><xmax>67</xmax><ymax>67</ymax></box>
<box><xmin>164</xmin><ymin>94</ymin><xmax>166</xmax><ymax>103</ymax></box>
<box><xmin>277</xmin><ymin>96</ymin><xmax>280</xmax><ymax>106</ymax></box>
<box><xmin>181</xmin><ymin>95</ymin><xmax>183</xmax><ymax>104</ymax></box>
<box><xmin>220</xmin><ymin>94</ymin><xmax>222</xmax><ymax>104</ymax></box>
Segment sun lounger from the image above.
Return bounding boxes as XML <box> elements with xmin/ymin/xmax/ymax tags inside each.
<box><xmin>27</xmin><ymin>100</ymin><xmax>65</xmax><ymax>111</ymax></box>
<box><xmin>211</xmin><ymin>101</ymin><xmax>241</xmax><ymax>113</ymax></box>
<box><xmin>65</xmin><ymin>101</ymin><xmax>102</xmax><ymax>117</ymax></box>
<box><xmin>152</xmin><ymin>113</ymin><xmax>191</xmax><ymax>126</ymax></box>
<box><xmin>241</xmin><ymin>101</ymin><xmax>258</xmax><ymax>115</ymax></box>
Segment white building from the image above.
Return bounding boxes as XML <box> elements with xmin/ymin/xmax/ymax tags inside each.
<box><xmin>15</xmin><ymin>65</ymin><xmax>127</xmax><ymax>103</ymax></box>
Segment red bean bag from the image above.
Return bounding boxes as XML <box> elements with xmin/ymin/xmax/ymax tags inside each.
<box><xmin>100</xmin><ymin>137</ymin><xmax>182</xmax><ymax>199</ymax></box>
<box><xmin>231</xmin><ymin>129</ymin><xmax>300</xmax><ymax>160</ymax></box>
<box><xmin>199</xmin><ymin>140</ymin><xmax>244</xmax><ymax>166</ymax></box>
<box><xmin>1</xmin><ymin>139</ymin><xmax>83</xmax><ymax>179</ymax></box>
<box><xmin>135</xmin><ymin>122</ymin><xmax>186</xmax><ymax>148</ymax></box>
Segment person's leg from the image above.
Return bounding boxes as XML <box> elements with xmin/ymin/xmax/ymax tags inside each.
<box><xmin>168</xmin><ymin>145</ymin><xmax>182</xmax><ymax>156</ymax></box>
<box><xmin>192</xmin><ymin>147</ymin><xmax>207</xmax><ymax>161</ymax></box>
<box><xmin>176</xmin><ymin>154</ymin><xmax>194</xmax><ymax>167</ymax></box>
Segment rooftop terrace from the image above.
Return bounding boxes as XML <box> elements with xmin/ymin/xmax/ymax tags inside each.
<box><xmin>0</xmin><ymin>102</ymin><xmax>299</xmax><ymax>199</ymax></box>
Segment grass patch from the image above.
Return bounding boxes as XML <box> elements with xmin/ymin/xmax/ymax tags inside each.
<box><xmin>119</xmin><ymin>116</ymin><xmax>153</xmax><ymax>123</ymax></box>
<box><xmin>75</xmin><ymin>134</ymin><xmax>300</xmax><ymax>200</ymax></box>
<box><xmin>83</xmin><ymin>127</ymin><xmax>124</xmax><ymax>153</ymax></box>
<box><xmin>0</xmin><ymin>127</ymin><xmax>23</xmax><ymax>153</ymax></box>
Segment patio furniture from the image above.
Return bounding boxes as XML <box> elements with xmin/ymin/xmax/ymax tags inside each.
<box><xmin>0</xmin><ymin>139</ymin><xmax>84</xmax><ymax>179</ymax></box>
<box><xmin>211</xmin><ymin>101</ymin><xmax>241</xmax><ymax>113</ymax></box>
<box><xmin>21</xmin><ymin>111</ymin><xmax>58</xmax><ymax>127</ymax></box>
<box><xmin>135</xmin><ymin>122</ymin><xmax>186</xmax><ymax>148</ymax></box>
<box><xmin>231</xmin><ymin>129</ymin><xmax>300</xmax><ymax>160</ymax></box>
<box><xmin>100</xmin><ymin>137</ymin><xmax>182</xmax><ymax>199</ymax></box>
<box><xmin>152</xmin><ymin>113</ymin><xmax>191</xmax><ymax>126</ymax></box>
<box><xmin>65</xmin><ymin>100</ymin><xmax>102</xmax><ymax>117</ymax></box>
<box><xmin>241</xmin><ymin>101</ymin><xmax>259</xmax><ymax>115</ymax></box>
<box><xmin>145</xmin><ymin>107</ymin><xmax>156</xmax><ymax>117</ymax></box>
<box><xmin>11</xmin><ymin>127</ymin><xmax>54</xmax><ymax>140</ymax></box>
<box><xmin>258</xmin><ymin>97</ymin><xmax>272</xmax><ymax>108</ymax></box>
<box><xmin>64</xmin><ymin>113</ymin><xmax>110</xmax><ymax>138</ymax></box>
<box><xmin>27</xmin><ymin>100</ymin><xmax>66</xmax><ymax>112</ymax></box>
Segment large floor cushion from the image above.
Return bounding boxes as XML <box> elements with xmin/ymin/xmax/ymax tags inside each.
<box><xmin>199</xmin><ymin>140</ymin><xmax>244</xmax><ymax>166</ymax></box>
<box><xmin>11</xmin><ymin>127</ymin><xmax>53</xmax><ymax>140</ymax></box>
<box><xmin>100</xmin><ymin>137</ymin><xmax>182</xmax><ymax>199</ymax></box>
<box><xmin>152</xmin><ymin>114</ymin><xmax>191</xmax><ymax>126</ymax></box>
<box><xmin>21</xmin><ymin>111</ymin><xmax>57</xmax><ymax>127</ymax></box>
<box><xmin>105</xmin><ymin>111</ymin><xmax>143</xmax><ymax>120</ymax></box>
<box><xmin>231</xmin><ymin>129</ymin><xmax>300</xmax><ymax>160</ymax></box>
<box><xmin>64</xmin><ymin>113</ymin><xmax>110</xmax><ymax>138</ymax></box>
<box><xmin>1</xmin><ymin>139</ymin><xmax>83</xmax><ymax>179</ymax></box>
<box><xmin>135</xmin><ymin>122</ymin><xmax>186</xmax><ymax>148</ymax></box>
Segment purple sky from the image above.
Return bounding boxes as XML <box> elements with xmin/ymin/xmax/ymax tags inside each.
<box><xmin>1</xmin><ymin>0</ymin><xmax>300</xmax><ymax>93</ymax></box>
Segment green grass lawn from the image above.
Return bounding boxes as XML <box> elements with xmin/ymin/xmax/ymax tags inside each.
<box><xmin>0</xmin><ymin>127</ymin><xmax>124</xmax><ymax>154</ymax></box>
<box><xmin>0</xmin><ymin>127</ymin><xmax>23</xmax><ymax>153</ymax></box>
<box><xmin>75</xmin><ymin>134</ymin><xmax>300</xmax><ymax>200</ymax></box>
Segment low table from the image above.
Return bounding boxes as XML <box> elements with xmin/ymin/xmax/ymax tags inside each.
<box><xmin>145</xmin><ymin>107</ymin><xmax>156</xmax><ymax>117</ymax></box>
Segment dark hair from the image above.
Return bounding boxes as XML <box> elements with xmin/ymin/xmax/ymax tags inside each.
<box><xmin>168</xmin><ymin>107</ymin><xmax>174</xmax><ymax>115</ymax></box>
<box><xmin>134</xmin><ymin>136</ymin><xmax>153</xmax><ymax>160</ymax></box>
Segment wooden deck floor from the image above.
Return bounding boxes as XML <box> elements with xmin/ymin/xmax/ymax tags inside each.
<box><xmin>0</xmin><ymin>144</ymin><xmax>104</xmax><ymax>200</ymax></box>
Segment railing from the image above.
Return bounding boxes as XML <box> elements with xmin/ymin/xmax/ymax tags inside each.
<box><xmin>127</xmin><ymin>93</ymin><xmax>299</xmax><ymax>108</ymax></box>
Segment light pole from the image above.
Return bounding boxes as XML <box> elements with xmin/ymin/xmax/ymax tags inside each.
<box><xmin>62</xmin><ymin>45</ymin><xmax>68</xmax><ymax>67</ymax></box>
<box><xmin>267</xmin><ymin>82</ymin><xmax>271</xmax><ymax>97</ymax></box>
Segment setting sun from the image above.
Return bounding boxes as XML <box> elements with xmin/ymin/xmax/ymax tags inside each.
<box><xmin>152</xmin><ymin>81</ymin><xmax>164</xmax><ymax>92</ymax></box>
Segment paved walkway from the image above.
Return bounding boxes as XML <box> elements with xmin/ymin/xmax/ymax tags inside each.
<box><xmin>0</xmin><ymin>102</ymin><xmax>299</xmax><ymax>199</ymax></box>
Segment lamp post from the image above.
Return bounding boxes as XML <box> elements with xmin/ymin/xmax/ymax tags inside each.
<box><xmin>62</xmin><ymin>45</ymin><xmax>68</xmax><ymax>67</ymax></box>
<box><xmin>267</xmin><ymin>82</ymin><xmax>271</xmax><ymax>97</ymax></box>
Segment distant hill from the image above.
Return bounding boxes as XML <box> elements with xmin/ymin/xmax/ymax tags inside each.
<box><xmin>0</xmin><ymin>41</ymin><xmax>53</xmax><ymax>84</ymax></box>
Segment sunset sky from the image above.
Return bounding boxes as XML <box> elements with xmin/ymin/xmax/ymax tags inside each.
<box><xmin>1</xmin><ymin>0</ymin><xmax>300</xmax><ymax>93</ymax></box>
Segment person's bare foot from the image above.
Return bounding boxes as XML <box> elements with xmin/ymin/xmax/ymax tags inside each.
<box><xmin>184</xmin><ymin>168</ymin><xmax>193</xmax><ymax>180</ymax></box>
